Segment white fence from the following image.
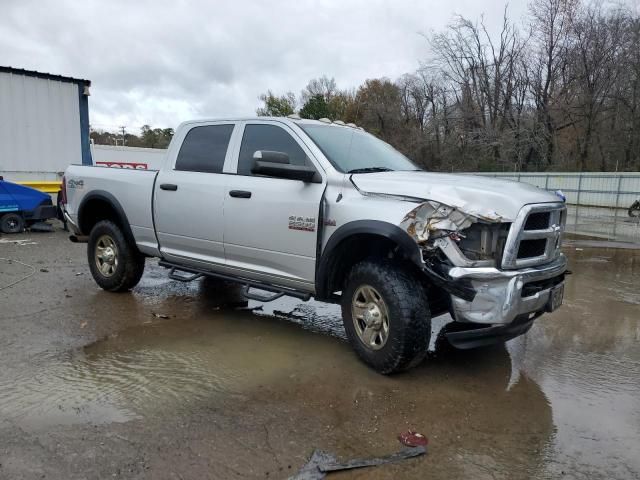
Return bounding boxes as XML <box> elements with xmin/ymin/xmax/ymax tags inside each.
<box><xmin>474</xmin><ymin>172</ymin><xmax>640</xmax><ymax>243</ymax></box>
<box><xmin>474</xmin><ymin>172</ymin><xmax>640</xmax><ymax>209</ymax></box>
<box><xmin>90</xmin><ymin>144</ymin><xmax>167</xmax><ymax>170</ymax></box>
<box><xmin>1</xmin><ymin>145</ymin><xmax>168</xmax><ymax>182</ymax></box>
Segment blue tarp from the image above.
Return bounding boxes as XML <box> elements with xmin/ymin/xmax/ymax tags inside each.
<box><xmin>0</xmin><ymin>180</ymin><xmax>50</xmax><ymax>214</ymax></box>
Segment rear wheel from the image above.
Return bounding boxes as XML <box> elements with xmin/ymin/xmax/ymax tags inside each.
<box><xmin>0</xmin><ymin>213</ymin><xmax>24</xmax><ymax>234</ymax></box>
<box><xmin>341</xmin><ymin>260</ymin><xmax>431</xmax><ymax>374</ymax></box>
<box><xmin>87</xmin><ymin>220</ymin><xmax>145</xmax><ymax>292</ymax></box>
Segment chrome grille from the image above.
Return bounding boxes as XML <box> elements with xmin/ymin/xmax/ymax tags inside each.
<box><xmin>524</xmin><ymin>212</ymin><xmax>550</xmax><ymax>231</ymax></box>
<box><xmin>502</xmin><ymin>203</ymin><xmax>566</xmax><ymax>269</ymax></box>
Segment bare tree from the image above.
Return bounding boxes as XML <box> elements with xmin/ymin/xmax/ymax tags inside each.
<box><xmin>300</xmin><ymin>76</ymin><xmax>338</xmax><ymax>104</ymax></box>
<box><xmin>255</xmin><ymin>0</ymin><xmax>640</xmax><ymax>172</ymax></box>
<box><xmin>528</xmin><ymin>0</ymin><xmax>578</xmax><ymax>167</ymax></box>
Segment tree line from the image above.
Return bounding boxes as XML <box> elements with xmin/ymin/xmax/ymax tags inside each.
<box><xmin>257</xmin><ymin>0</ymin><xmax>640</xmax><ymax>172</ymax></box>
<box><xmin>90</xmin><ymin>125</ymin><xmax>174</xmax><ymax>149</ymax></box>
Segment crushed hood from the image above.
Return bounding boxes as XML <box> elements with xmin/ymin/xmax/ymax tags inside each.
<box><xmin>351</xmin><ymin>171</ymin><xmax>562</xmax><ymax>221</ymax></box>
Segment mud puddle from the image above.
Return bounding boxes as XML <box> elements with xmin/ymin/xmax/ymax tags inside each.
<box><xmin>0</xmin><ymin>266</ymin><xmax>462</xmax><ymax>435</ymax></box>
<box><xmin>0</xmin><ymin>286</ymin><xmax>344</xmax><ymax>430</ymax></box>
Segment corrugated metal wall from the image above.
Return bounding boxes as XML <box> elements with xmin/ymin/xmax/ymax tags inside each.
<box><xmin>0</xmin><ymin>71</ymin><xmax>82</xmax><ymax>179</ymax></box>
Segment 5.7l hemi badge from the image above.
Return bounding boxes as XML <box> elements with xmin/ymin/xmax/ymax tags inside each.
<box><xmin>289</xmin><ymin>215</ymin><xmax>316</xmax><ymax>232</ymax></box>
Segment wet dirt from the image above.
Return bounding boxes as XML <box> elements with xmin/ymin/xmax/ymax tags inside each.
<box><xmin>1</xmin><ymin>228</ymin><xmax>639</xmax><ymax>479</ymax></box>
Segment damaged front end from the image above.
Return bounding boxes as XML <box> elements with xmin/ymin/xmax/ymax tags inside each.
<box><xmin>399</xmin><ymin>201</ymin><xmax>568</xmax><ymax>332</ymax></box>
<box><xmin>399</xmin><ymin>201</ymin><xmax>509</xmax><ymax>269</ymax></box>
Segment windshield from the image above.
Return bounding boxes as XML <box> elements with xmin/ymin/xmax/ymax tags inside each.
<box><xmin>299</xmin><ymin>124</ymin><xmax>419</xmax><ymax>173</ymax></box>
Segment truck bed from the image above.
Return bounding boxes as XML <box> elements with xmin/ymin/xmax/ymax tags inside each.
<box><xmin>64</xmin><ymin>165</ymin><xmax>159</xmax><ymax>254</ymax></box>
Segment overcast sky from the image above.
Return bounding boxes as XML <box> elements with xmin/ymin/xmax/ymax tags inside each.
<box><xmin>2</xmin><ymin>0</ymin><xmax>543</xmax><ymax>132</ymax></box>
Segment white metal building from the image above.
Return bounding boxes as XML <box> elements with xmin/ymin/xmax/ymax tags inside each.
<box><xmin>0</xmin><ymin>66</ymin><xmax>92</xmax><ymax>182</ymax></box>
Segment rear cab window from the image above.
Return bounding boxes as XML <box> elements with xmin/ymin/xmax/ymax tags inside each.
<box><xmin>175</xmin><ymin>124</ymin><xmax>235</xmax><ymax>173</ymax></box>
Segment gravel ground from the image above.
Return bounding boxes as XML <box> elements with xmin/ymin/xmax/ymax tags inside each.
<box><xmin>1</xmin><ymin>226</ymin><xmax>639</xmax><ymax>479</ymax></box>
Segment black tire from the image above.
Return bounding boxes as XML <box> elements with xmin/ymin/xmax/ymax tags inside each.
<box><xmin>0</xmin><ymin>213</ymin><xmax>24</xmax><ymax>234</ymax></box>
<box><xmin>341</xmin><ymin>260</ymin><xmax>431</xmax><ymax>374</ymax></box>
<box><xmin>87</xmin><ymin>220</ymin><xmax>145</xmax><ymax>292</ymax></box>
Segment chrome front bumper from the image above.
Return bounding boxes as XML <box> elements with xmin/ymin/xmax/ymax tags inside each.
<box><xmin>447</xmin><ymin>254</ymin><xmax>567</xmax><ymax>325</ymax></box>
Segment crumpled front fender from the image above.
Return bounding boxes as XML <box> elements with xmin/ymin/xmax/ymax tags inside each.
<box><xmin>399</xmin><ymin>200</ymin><xmax>502</xmax><ymax>244</ymax></box>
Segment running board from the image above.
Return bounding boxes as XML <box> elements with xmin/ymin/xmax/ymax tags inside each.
<box><xmin>168</xmin><ymin>268</ymin><xmax>203</xmax><ymax>282</ymax></box>
<box><xmin>158</xmin><ymin>260</ymin><xmax>311</xmax><ymax>301</ymax></box>
<box><xmin>241</xmin><ymin>286</ymin><xmax>284</xmax><ymax>303</ymax></box>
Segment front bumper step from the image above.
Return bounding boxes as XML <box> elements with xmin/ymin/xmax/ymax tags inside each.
<box><xmin>445</xmin><ymin>312</ymin><xmax>542</xmax><ymax>349</ymax></box>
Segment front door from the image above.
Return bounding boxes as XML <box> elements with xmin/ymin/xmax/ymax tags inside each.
<box><xmin>223</xmin><ymin>121</ymin><xmax>325</xmax><ymax>290</ymax></box>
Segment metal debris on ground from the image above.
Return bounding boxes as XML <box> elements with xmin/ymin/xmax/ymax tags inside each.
<box><xmin>152</xmin><ymin>312</ymin><xmax>170</xmax><ymax>319</ymax></box>
<box><xmin>290</xmin><ymin>446</ymin><xmax>426</xmax><ymax>480</ymax></box>
<box><xmin>398</xmin><ymin>431</ymin><xmax>428</xmax><ymax>447</ymax></box>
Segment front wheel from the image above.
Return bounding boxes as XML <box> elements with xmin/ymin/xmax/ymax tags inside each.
<box><xmin>341</xmin><ymin>260</ymin><xmax>431</xmax><ymax>374</ymax></box>
<box><xmin>87</xmin><ymin>220</ymin><xmax>145</xmax><ymax>292</ymax></box>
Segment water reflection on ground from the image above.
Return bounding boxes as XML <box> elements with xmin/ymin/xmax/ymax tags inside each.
<box><xmin>1</xmin><ymin>235</ymin><xmax>638</xmax><ymax>478</ymax></box>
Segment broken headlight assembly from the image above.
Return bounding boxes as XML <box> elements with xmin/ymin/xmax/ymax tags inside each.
<box><xmin>400</xmin><ymin>201</ymin><xmax>511</xmax><ymax>268</ymax></box>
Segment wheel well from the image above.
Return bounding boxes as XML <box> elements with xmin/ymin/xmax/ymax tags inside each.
<box><xmin>78</xmin><ymin>198</ymin><xmax>126</xmax><ymax>237</ymax></box>
<box><xmin>323</xmin><ymin>234</ymin><xmax>403</xmax><ymax>296</ymax></box>
<box><xmin>319</xmin><ymin>232</ymin><xmax>451</xmax><ymax>316</ymax></box>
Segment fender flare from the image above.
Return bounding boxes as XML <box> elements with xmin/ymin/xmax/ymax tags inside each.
<box><xmin>77</xmin><ymin>190</ymin><xmax>136</xmax><ymax>244</ymax></box>
<box><xmin>315</xmin><ymin>220</ymin><xmax>422</xmax><ymax>299</ymax></box>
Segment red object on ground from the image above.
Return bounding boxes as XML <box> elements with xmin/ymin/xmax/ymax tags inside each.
<box><xmin>398</xmin><ymin>431</ymin><xmax>429</xmax><ymax>447</ymax></box>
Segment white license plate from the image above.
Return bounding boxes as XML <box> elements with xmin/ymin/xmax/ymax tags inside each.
<box><xmin>547</xmin><ymin>283</ymin><xmax>564</xmax><ymax>312</ymax></box>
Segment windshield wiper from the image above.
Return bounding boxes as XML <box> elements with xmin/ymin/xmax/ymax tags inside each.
<box><xmin>347</xmin><ymin>167</ymin><xmax>394</xmax><ymax>174</ymax></box>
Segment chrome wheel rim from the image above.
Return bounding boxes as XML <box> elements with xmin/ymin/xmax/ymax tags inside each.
<box><xmin>95</xmin><ymin>235</ymin><xmax>118</xmax><ymax>277</ymax></box>
<box><xmin>351</xmin><ymin>285</ymin><xmax>389</xmax><ymax>350</ymax></box>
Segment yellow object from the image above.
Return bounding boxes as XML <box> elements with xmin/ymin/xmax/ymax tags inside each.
<box><xmin>17</xmin><ymin>181</ymin><xmax>62</xmax><ymax>193</ymax></box>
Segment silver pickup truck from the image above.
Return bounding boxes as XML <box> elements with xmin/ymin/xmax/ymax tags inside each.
<box><xmin>63</xmin><ymin>117</ymin><xmax>568</xmax><ymax>373</ymax></box>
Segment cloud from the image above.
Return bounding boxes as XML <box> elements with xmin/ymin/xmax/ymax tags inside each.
<box><xmin>0</xmin><ymin>0</ymin><xmax>530</xmax><ymax>132</ymax></box>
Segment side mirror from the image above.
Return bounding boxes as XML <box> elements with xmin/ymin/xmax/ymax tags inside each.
<box><xmin>253</xmin><ymin>150</ymin><xmax>289</xmax><ymax>164</ymax></box>
<box><xmin>251</xmin><ymin>150</ymin><xmax>319</xmax><ymax>183</ymax></box>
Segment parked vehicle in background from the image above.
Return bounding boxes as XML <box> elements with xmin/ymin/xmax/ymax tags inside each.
<box><xmin>0</xmin><ymin>177</ymin><xmax>58</xmax><ymax>233</ymax></box>
<box><xmin>61</xmin><ymin>117</ymin><xmax>569</xmax><ymax>374</ymax></box>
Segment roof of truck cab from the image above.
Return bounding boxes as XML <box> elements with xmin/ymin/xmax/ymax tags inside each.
<box><xmin>176</xmin><ymin>117</ymin><xmax>355</xmax><ymax>128</ymax></box>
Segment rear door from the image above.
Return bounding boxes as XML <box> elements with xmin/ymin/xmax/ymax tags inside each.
<box><xmin>154</xmin><ymin>122</ymin><xmax>238</xmax><ymax>268</ymax></box>
<box><xmin>223</xmin><ymin>121</ymin><xmax>325</xmax><ymax>290</ymax></box>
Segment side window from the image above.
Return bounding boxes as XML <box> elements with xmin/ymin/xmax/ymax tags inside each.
<box><xmin>237</xmin><ymin>124</ymin><xmax>311</xmax><ymax>176</ymax></box>
<box><xmin>175</xmin><ymin>124</ymin><xmax>234</xmax><ymax>173</ymax></box>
